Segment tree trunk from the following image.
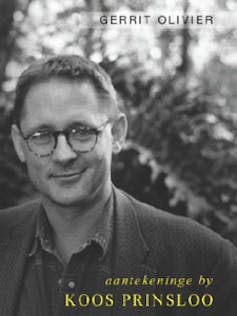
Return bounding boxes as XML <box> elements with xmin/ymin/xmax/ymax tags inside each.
<box><xmin>0</xmin><ymin>0</ymin><xmax>17</xmax><ymax>90</ymax></box>
<box><xmin>177</xmin><ymin>0</ymin><xmax>191</xmax><ymax>75</ymax></box>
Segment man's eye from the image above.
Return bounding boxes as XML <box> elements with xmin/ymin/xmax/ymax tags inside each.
<box><xmin>70</xmin><ymin>128</ymin><xmax>94</xmax><ymax>140</ymax></box>
<box><xmin>30</xmin><ymin>131</ymin><xmax>52</xmax><ymax>144</ymax></box>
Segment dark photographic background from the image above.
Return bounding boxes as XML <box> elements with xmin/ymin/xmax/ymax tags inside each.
<box><xmin>1</xmin><ymin>0</ymin><xmax>237</xmax><ymax>244</ymax></box>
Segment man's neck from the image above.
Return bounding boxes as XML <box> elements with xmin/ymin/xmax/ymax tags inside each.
<box><xmin>40</xmin><ymin>183</ymin><xmax>113</xmax><ymax>264</ymax></box>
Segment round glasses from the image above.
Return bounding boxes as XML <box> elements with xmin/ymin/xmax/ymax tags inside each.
<box><xmin>20</xmin><ymin>120</ymin><xmax>111</xmax><ymax>157</ymax></box>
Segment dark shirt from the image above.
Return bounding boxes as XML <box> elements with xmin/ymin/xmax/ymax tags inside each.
<box><xmin>16</xmin><ymin>196</ymin><xmax>113</xmax><ymax>316</ymax></box>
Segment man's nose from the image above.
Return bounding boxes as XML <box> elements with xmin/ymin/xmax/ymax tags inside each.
<box><xmin>52</xmin><ymin>135</ymin><xmax>77</xmax><ymax>163</ymax></box>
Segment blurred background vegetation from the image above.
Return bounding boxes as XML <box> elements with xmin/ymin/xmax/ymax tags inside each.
<box><xmin>1</xmin><ymin>0</ymin><xmax>237</xmax><ymax>244</ymax></box>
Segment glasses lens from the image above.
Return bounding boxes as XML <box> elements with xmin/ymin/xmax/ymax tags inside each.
<box><xmin>28</xmin><ymin>131</ymin><xmax>54</xmax><ymax>156</ymax></box>
<box><xmin>69</xmin><ymin>128</ymin><xmax>97</xmax><ymax>152</ymax></box>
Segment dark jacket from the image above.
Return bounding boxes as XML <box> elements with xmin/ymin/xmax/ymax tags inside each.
<box><xmin>0</xmin><ymin>187</ymin><xmax>236</xmax><ymax>316</ymax></box>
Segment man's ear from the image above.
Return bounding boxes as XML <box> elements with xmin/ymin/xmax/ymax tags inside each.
<box><xmin>111</xmin><ymin>113</ymin><xmax>128</xmax><ymax>154</ymax></box>
<box><xmin>11</xmin><ymin>124</ymin><xmax>26</xmax><ymax>162</ymax></box>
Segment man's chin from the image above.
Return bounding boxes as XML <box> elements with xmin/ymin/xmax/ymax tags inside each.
<box><xmin>43</xmin><ymin>189</ymin><xmax>88</xmax><ymax>207</ymax></box>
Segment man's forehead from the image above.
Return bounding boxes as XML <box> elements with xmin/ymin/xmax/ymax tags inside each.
<box><xmin>25</xmin><ymin>77</ymin><xmax>98</xmax><ymax>99</ymax></box>
<box><xmin>20</xmin><ymin>78</ymin><xmax>109</xmax><ymax>130</ymax></box>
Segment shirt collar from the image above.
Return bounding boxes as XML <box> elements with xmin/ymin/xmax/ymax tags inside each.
<box><xmin>29</xmin><ymin>193</ymin><xmax>114</xmax><ymax>260</ymax></box>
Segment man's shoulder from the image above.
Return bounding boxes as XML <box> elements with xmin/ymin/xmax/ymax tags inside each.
<box><xmin>116</xmin><ymin>187</ymin><xmax>233</xmax><ymax>254</ymax></box>
<box><xmin>0</xmin><ymin>199</ymin><xmax>40</xmax><ymax>230</ymax></box>
<box><xmin>130</xmin><ymin>193</ymin><xmax>212</xmax><ymax>237</ymax></box>
<box><xmin>118</xmin><ymin>188</ymin><xmax>211</xmax><ymax>235</ymax></box>
<box><xmin>116</xmin><ymin>188</ymin><xmax>237</xmax><ymax>274</ymax></box>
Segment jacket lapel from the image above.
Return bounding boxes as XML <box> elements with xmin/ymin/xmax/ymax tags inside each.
<box><xmin>112</xmin><ymin>187</ymin><xmax>156</xmax><ymax>276</ymax></box>
<box><xmin>0</xmin><ymin>202</ymin><xmax>39</xmax><ymax>316</ymax></box>
<box><xmin>99</xmin><ymin>188</ymin><xmax>157</xmax><ymax>316</ymax></box>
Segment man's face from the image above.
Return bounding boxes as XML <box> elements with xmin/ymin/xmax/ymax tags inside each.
<box><xmin>12</xmin><ymin>78</ymin><xmax>117</xmax><ymax>206</ymax></box>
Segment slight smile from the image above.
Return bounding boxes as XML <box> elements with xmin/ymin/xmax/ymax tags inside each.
<box><xmin>50</xmin><ymin>169</ymin><xmax>87</xmax><ymax>179</ymax></box>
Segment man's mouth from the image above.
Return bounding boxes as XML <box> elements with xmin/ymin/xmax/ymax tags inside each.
<box><xmin>50</xmin><ymin>168</ymin><xmax>87</xmax><ymax>179</ymax></box>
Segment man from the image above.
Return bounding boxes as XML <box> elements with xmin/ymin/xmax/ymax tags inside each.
<box><xmin>0</xmin><ymin>55</ymin><xmax>236</xmax><ymax>316</ymax></box>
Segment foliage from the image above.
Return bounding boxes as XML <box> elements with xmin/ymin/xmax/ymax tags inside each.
<box><xmin>108</xmin><ymin>55</ymin><xmax>237</xmax><ymax>240</ymax></box>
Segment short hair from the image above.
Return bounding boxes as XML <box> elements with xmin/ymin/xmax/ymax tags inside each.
<box><xmin>13</xmin><ymin>55</ymin><xmax>119</xmax><ymax>126</ymax></box>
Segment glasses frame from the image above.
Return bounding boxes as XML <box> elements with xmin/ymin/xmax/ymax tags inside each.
<box><xmin>20</xmin><ymin>119</ymin><xmax>112</xmax><ymax>157</ymax></box>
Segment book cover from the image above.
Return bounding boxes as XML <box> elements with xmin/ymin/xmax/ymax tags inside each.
<box><xmin>0</xmin><ymin>0</ymin><xmax>236</xmax><ymax>315</ymax></box>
